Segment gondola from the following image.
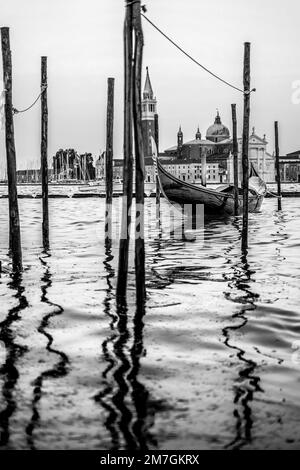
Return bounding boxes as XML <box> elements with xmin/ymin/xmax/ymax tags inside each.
<box><xmin>151</xmin><ymin>137</ymin><xmax>267</xmax><ymax>216</ymax></box>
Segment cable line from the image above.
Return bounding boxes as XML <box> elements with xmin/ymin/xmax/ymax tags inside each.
<box><xmin>141</xmin><ymin>13</ymin><xmax>245</xmax><ymax>94</ymax></box>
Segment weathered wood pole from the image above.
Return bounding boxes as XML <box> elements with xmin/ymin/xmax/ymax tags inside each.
<box><xmin>41</xmin><ymin>56</ymin><xmax>49</xmax><ymax>250</ymax></box>
<box><xmin>201</xmin><ymin>149</ymin><xmax>207</xmax><ymax>186</ymax></box>
<box><xmin>241</xmin><ymin>42</ymin><xmax>251</xmax><ymax>252</ymax></box>
<box><xmin>1</xmin><ymin>27</ymin><xmax>22</xmax><ymax>271</ymax></box>
<box><xmin>274</xmin><ymin>121</ymin><xmax>282</xmax><ymax>210</ymax></box>
<box><xmin>231</xmin><ymin>103</ymin><xmax>239</xmax><ymax>215</ymax></box>
<box><xmin>154</xmin><ymin>113</ymin><xmax>160</xmax><ymax>219</ymax></box>
<box><xmin>132</xmin><ymin>0</ymin><xmax>146</xmax><ymax>307</ymax></box>
<box><xmin>105</xmin><ymin>77</ymin><xmax>115</xmax><ymax>245</ymax></box>
<box><xmin>116</xmin><ymin>0</ymin><xmax>134</xmax><ymax>299</ymax></box>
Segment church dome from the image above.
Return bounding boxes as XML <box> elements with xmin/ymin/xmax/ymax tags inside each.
<box><xmin>206</xmin><ymin>111</ymin><xmax>230</xmax><ymax>143</ymax></box>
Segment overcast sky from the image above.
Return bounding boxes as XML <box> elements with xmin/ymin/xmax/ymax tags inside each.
<box><xmin>0</xmin><ymin>0</ymin><xmax>299</xmax><ymax>172</ymax></box>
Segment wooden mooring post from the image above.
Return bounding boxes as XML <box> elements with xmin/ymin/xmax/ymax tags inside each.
<box><xmin>154</xmin><ymin>113</ymin><xmax>160</xmax><ymax>220</ymax></box>
<box><xmin>1</xmin><ymin>27</ymin><xmax>22</xmax><ymax>271</ymax></box>
<box><xmin>116</xmin><ymin>0</ymin><xmax>146</xmax><ymax>306</ymax></box>
<box><xmin>274</xmin><ymin>121</ymin><xmax>282</xmax><ymax>211</ymax></box>
<box><xmin>132</xmin><ymin>0</ymin><xmax>145</xmax><ymax>307</ymax></box>
<box><xmin>116</xmin><ymin>0</ymin><xmax>134</xmax><ymax>300</ymax></box>
<box><xmin>105</xmin><ymin>77</ymin><xmax>115</xmax><ymax>245</ymax></box>
<box><xmin>231</xmin><ymin>103</ymin><xmax>239</xmax><ymax>215</ymax></box>
<box><xmin>41</xmin><ymin>56</ymin><xmax>49</xmax><ymax>250</ymax></box>
<box><xmin>241</xmin><ymin>42</ymin><xmax>251</xmax><ymax>252</ymax></box>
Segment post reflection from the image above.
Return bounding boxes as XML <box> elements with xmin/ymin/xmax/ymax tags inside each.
<box><xmin>95</xmin><ymin>240</ymin><xmax>159</xmax><ymax>450</ymax></box>
<box><xmin>223</xmin><ymin>234</ymin><xmax>263</xmax><ymax>449</ymax></box>
<box><xmin>0</xmin><ymin>271</ymin><xmax>28</xmax><ymax>447</ymax></box>
<box><xmin>25</xmin><ymin>251</ymin><xmax>69</xmax><ymax>450</ymax></box>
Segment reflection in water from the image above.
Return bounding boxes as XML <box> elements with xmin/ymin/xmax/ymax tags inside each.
<box><xmin>94</xmin><ymin>241</ymin><xmax>120</xmax><ymax>448</ymax></box>
<box><xmin>0</xmin><ymin>272</ymin><xmax>28</xmax><ymax>447</ymax></box>
<box><xmin>94</xmin><ymin>241</ymin><xmax>159</xmax><ymax>450</ymax></box>
<box><xmin>1</xmin><ymin>198</ymin><xmax>295</xmax><ymax>449</ymax></box>
<box><xmin>223</xmin><ymin>222</ymin><xmax>263</xmax><ymax>450</ymax></box>
<box><xmin>26</xmin><ymin>251</ymin><xmax>69</xmax><ymax>450</ymax></box>
<box><xmin>148</xmin><ymin>229</ymin><xmax>175</xmax><ymax>290</ymax></box>
<box><xmin>149</xmin><ymin>215</ymin><xmax>265</xmax><ymax>449</ymax></box>
<box><xmin>128</xmin><ymin>305</ymin><xmax>158</xmax><ymax>449</ymax></box>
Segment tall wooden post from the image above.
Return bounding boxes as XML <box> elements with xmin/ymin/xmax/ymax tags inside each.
<box><xmin>132</xmin><ymin>0</ymin><xmax>145</xmax><ymax>307</ymax></box>
<box><xmin>105</xmin><ymin>77</ymin><xmax>115</xmax><ymax>245</ymax></box>
<box><xmin>154</xmin><ymin>113</ymin><xmax>160</xmax><ymax>220</ymax></box>
<box><xmin>1</xmin><ymin>27</ymin><xmax>22</xmax><ymax>271</ymax></box>
<box><xmin>41</xmin><ymin>56</ymin><xmax>49</xmax><ymax>250</ymax></box>
<box><xmin>274</xmin><ymin>121</ymin><xmax>282</xmax><ymax>211</ymax></box>
<box><xmin>241</xmin><ymin>42</ymin><xmax>251</xmax><ymax>252</ymax></box>
<box><xmin>231</xmin><ymin>103</ymin><xmax>239</xmax><ymax>215</ymax></box>
<box><xmin>116</xmin><ymin>0</ymin><xmax>134</xmax><ymax>300</ymax></box>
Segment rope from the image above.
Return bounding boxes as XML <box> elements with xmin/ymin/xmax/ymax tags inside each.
<box><xmin>141</xmin><ymin>13</ymin><xmax>252</xmax><ymax>94</ymax></box>
<box><xmin>267</xmin><ymin>190</ymin><xmax>281</xmax><ymax>198</ymax></box>
<box><xmin>12</xmin><ymin>85</ymin><xmax>47</xmax><ymax>115</ymax></box>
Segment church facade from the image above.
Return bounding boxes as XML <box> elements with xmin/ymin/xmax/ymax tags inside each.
<box><xmin>227</xmin><ymin>129</ymin><xmax>276</xmax><ymax>184</ymax></box>
<box><xmin>279</xmin><ymin>151</ymin><xmax>300</xmax><ymax>182</ymax></box>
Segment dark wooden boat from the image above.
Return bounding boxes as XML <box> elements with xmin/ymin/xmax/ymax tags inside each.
<box><xmin>151</xmin><ymin>138</ymin><xmax>267</xmax><ymax>216</ymax></box>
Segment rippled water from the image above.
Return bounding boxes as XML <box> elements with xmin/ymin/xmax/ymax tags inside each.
<box><xmin>0</xmin><ymin>197</ymin><xmax>300</xmax><ymax>450</ymax></box>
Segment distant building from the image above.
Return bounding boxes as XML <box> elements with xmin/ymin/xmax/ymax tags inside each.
<box><xmin>52</xmin><ymin>149</ymin><xmax>95</xmax><ymax>181</ymax></box>
<box><xmin>16</xmin><ymin>168</ymin><xmax>56</xmax><ymax>184</ymax></box>
<box><xmin>95</xmin><ymin>152</ymin><xmax>105</xmax><ymax>180</ymax></box>
<box><xmin>229</xmin><ymin>128</ymin><xmax>275</xmax><ymax>183</ymax></box>
<box><xmin>95</xmin><ymin>153</ymin><xmax>123</xmax><ymax>181</ymax></box>
<box><xmin>279</xmin><ymin>151</ymin><xmax>300</xmax><ymax>182</ymax></box>
<box><xmin>112</xmin><ymin>159</ymin><xmax>124</xmax><ymax>180</ymax></box>
<box><xmin>164</xmin><ymin>112</ymin><xmax>232</xmax><ymax>161</ymax></box>
<box><xmin>142</xmin><ymin>67</ymin><xmax>157</xmax><ymax>158</ymax></box>
<box><xmin>16</xmin><ymin>169</ymin><xmax>42</xmax><ymax>183</ymax></box>
<box><xmin>160</xmin><ymin>111</ymin><xmax>232</xmax><ymax>183</ymax></box>
<box><xmin>144</xmin><ymin>156</ymin><xmax>220</xmax><ymax>184</ymax></box>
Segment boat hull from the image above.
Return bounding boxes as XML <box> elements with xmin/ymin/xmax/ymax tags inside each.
<box><xmin>157</xmin><ymin>160</ymin><xmax>264</xmax><ymax>216</ymax></box>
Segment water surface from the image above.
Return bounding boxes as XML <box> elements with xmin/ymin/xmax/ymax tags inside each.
<box><xmin>0</xmin><ymin>197</ymin><xmax>299</xmax><ymax>450</ymax></box>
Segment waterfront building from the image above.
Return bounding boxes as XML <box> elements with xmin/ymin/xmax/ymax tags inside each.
<box><xmin>95</xmin><ymin>152</ymin><xmax>105</xmax><ymax>180</ymax></box>
<box><xmin>226</xmin><ymin>128</ymin><xmax>275</xmax><ymax>183</ymax></box>
<box><xmin>144</xmin><ymin>156</ymin><xmax>220</xmax><ymax>184</ymax></box>
<box><xmin>279</xmin><ymin>151</ymin><xmax>300</xmax><ymax>182</ymax></box>
<box><xmin>95</xmin><ymin>153</ymin><xmax>124</xmax><ymax>181</ymax></box>
<box><xmin>52</xmin><ymin>149</ymin><xmax>95</xmax><ymax>181</ymax></box>
<box><xmin>160</xmin><ymin>111</ymin><xmax>232</xmax><ymax>183</ymax></box>
<box><xmin>112</xmin><ymin>159</ymin><xmax>124</xmax><ymax>180</ymax></box>
<box><xmin>164</xmin><ymin>112</ymin><xmax>232</xmax><ymax>161</ymax></box>
<box><xmin>16</xmin><ymin>169</ymin><xmax>46</xmax><ymax>184</ymax></box>
<box><xmin>160</xmin><ymin>119</ymin><xmax>276</xmax><ymax>184</ymax></box>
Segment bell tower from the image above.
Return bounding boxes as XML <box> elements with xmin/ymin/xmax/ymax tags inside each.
<box><xmin>195</xmin><ymin>126</ymin><xmax>201</xmax><ymax>140</ymax></box>
<box><xmin>142</xmin><ymin>67</ymin><xmax>157</xmax><ymax>157</ymax></box>
<box><xmin>177</xmin><ymin>125</ymin><xmax>183</xmax><ymax>158</ymax></box>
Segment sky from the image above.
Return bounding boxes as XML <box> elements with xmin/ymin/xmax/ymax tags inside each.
<box><xmin>0</xmin><ymin>0</ymin><xmax>299</xmax><ymax>173</ymax></box>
